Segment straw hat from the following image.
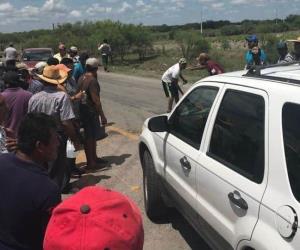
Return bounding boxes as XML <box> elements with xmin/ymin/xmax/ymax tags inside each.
<box><xmin>287</xmin><ymin>37</ymin><xmax>300</xmax><ymax>43</ymax></box>
<box><xmin>37</xmin><ymin>65</ymin><xmax>68</xmax><ymax>85</ymax></box>
<box><xmin>56</xmin><ymin>64</ymin><xmax>71</xmax><ymax>73</ymax></box>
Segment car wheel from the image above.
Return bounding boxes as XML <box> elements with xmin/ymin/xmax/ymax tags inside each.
<box><xmin>143</xmin><ymin>150</ymin><xmax>168</xmax><ymax>221</ymax></box>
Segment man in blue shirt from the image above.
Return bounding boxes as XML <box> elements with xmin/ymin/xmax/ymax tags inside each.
<box><xmin>245</xmin><ymin>34</ymin><xmax>267</xmax><ymax>69</ymax></box>
<box><xmin>0</xmin><ymin>113</ymin><xmax>61</xmax><ymax>250</ymax></box>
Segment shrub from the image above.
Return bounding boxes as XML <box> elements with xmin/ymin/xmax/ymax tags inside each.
<box><xmin>174</xmin><ymin>31</ymin><xmax>210</xmax><ymax>60</ymax></box>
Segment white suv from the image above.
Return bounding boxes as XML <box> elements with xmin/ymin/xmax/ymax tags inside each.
<box><xmin>139</xmin><ymin>63</ymin><xmax>300</xmax><ymax>250</ymax></box>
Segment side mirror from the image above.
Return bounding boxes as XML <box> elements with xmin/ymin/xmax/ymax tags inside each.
<box><xmin>148</xmin><ymin>115</ymin><xmax>169</xmax><ymax>132</ymax></box>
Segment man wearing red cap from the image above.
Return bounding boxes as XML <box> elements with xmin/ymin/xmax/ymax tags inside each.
<box><xmin>44</xmin><ymin>186</ymin><xmax>144</xmax><ymax>250</ymax></box>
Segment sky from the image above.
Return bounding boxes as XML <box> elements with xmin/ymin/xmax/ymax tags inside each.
<box><xmin>0</xmin><ymin>0</ymin><xmax>299</xmax><ymax>32</ymax></box>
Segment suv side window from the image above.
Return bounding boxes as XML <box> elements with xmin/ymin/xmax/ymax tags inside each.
<box><xmin>208</xmin><ymin>90</ymin><xmax>265</xmax><ymax>183</ymax></box>
<box><xmin>169</xmin><ymin>86</ymin><xmax>218</xmax><ymax>149</ymax></box>
<box><xmin>282</xmin><ymin>103</ymin><xmax>300</xmax><ymax>202</ymax></box>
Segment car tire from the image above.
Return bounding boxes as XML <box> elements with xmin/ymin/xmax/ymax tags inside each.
<box><xmin>143</xmin><ymin>150</ymin><xmax>168</xmax><ymax>221</ymax></box>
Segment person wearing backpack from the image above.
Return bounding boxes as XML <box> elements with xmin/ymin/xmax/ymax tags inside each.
<box><xmin>98</xmin><ymin>39</ymin><xmax>111</xmax><ymax>72</ymax></box>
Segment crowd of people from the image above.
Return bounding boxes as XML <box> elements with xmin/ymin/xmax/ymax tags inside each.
<box><xmin>0</xmin><ymin>34</ymin><xmax>299</xmax><ymax>249</ymax></box>
<box><xmin>0</xmin><ymin>42</ymin><xmax>144</xmax><ymax>250</ymax></box>
<box><xmin>161</xmin><ymin>34</ymin><xmax>300</xmax><ymax>111</ymax></box>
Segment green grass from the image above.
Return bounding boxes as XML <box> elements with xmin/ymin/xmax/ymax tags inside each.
<box><xmin>105</xmin><ymin>29</ymin><xmax>300</xmax><ymax>81</ymax></box>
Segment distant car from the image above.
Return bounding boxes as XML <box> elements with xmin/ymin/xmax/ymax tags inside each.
<box><xmin>21</xmin><ymin>48</ymin><xmax>53</xmax><ymax>69</ymax></box>
<box><xmin>139</xmin><ymin>62</ymin><xmax>300</xmax><ymax>250</ymax></box>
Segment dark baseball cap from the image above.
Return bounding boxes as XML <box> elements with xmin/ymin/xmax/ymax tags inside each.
<box><xmin>3</xmin><ymin>71</ymin><xmax>20</xmax><ymax>85</ymax></box>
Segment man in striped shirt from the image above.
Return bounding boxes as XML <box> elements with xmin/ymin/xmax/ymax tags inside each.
<box><xmin>277</xmin><ymin>41</ymin><xmax>294</xmax><ymax>64</ymax></box>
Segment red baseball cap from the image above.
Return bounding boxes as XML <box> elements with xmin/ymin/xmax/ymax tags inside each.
<box><xmin>44</xmin><ymin>186</ymin><xmax>144</xmax><ymax>250</ymax></box>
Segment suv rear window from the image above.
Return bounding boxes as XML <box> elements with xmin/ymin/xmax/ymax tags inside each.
<box><xmin>208</xmin><ymin>90</ymin><xmax>265</xmax><ymax>183</ymax></box>
<box><xmin>282</xmin><ymin>103</ymin><xmax>300</xmax><ymax>202</ymax></box>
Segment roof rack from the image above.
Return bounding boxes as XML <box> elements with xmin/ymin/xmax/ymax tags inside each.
<box><xmin>243</xmin><ymin>61</ymin><xmax>300</xmax><ymax>85</ymax></box>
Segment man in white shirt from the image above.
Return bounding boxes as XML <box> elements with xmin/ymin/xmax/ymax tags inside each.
<box><xmin>161</xmin><ymin>58</ymin><xmax>188</xmax><ymax>112</ymax></box>
<box><xmin>98</xmin><ymin>39</ymin><xmax>111</xmax><ymax>72</ymax></box>
<box><xmin>4</xmin><ymin>43</ymin><xmax>17</xmax><ymax>67</ymax></box>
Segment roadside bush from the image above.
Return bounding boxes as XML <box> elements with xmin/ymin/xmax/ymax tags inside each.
<box><xmin>174</xmin><ymin>31</ymin><xmax>210</xmax><ymax>60</ymax></box>
<box><xmin>260</xmin><ymin>34</ymin><xmax>278</xmax><ymax>64</ymax></box>
<box><xmin>220</xmin><ymin>25</ymin><xmax>243</xmax><ymax>36</ymax></box>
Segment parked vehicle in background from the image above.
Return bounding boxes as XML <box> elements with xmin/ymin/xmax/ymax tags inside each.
<box><xmin>139</xmin><ymin>62</ymin><xmax>300</xmax><ymax>250</ymax></box>
<box><xmin>21</xmin><ymin>48</ymin><xmax>53</xmax><ymax>69</ymax></box>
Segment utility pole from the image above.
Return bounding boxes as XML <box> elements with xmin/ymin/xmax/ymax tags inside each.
<box><xmin>200</xmin><ymin>7</ymin><xmax>203</xmax><ymax>35</ymax></box>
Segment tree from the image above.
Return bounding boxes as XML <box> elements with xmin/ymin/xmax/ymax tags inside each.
<box><xmin>174</xmin><ymin>31</ymin><xmax>210</xmax><ymax>60</ymax></box>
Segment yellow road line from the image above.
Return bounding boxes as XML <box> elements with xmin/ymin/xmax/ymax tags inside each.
<box><xmin>106</xmin><ymin>126</ymin><xmax>139</xmax><ymax>141</ymax></box>
<box><xmin>75</xmin><ymin>125</ymin><xmax>139</xmax><ymax>164</ymax></box>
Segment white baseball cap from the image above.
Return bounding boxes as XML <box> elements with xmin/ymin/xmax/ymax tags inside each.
<box><xmin>86</xmin><ymin>58</ymin><xmax>99</xmax><ymax>68</ymax></box>
<box><xmin>70</xmin><ymin>46</ymin><xmax>78</xmax><ymax>52</ymax></box>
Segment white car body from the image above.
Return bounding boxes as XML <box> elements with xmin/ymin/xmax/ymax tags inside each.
<box><xmin>139</xmin><ymin>64</ymin><xmax>300</xmax><ymax>250</ymax></box>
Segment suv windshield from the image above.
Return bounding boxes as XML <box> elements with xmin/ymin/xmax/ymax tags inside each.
<box><xmin>22</xmin><ymin>50</ymin><xmax>52</xmax><ymax>61</ymax></box>
<box><xmin>282</xmin><ymin>103</ymin><xmax>300</xmax><ymax>202</ymax></box>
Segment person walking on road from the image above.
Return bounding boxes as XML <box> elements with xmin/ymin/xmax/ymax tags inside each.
<box><xmin>0</xmin><ymin>113</ymin><xmax>61</xmax><ymax>250</ymax></box>
<box><xmin>78</xmin><ymin>58</ymin><xmax>108</xmax><ymax>170</ymax></box>
<box><xmin>161</xmin><ymin>58</ymin><xmax>187</xmax><ymax>113</ymax></box>
<box><xmin>276</xmin><ymin>41</ymin><xmax>294</xmax><ymax>64</ymax></box>
<box><xmin>4</xmin><ymin>42</ymin><xmax>18</xmax><ymax>67</ymax></box>
<box><xmin>98</xmin><ymin>39</ymin><xmax>111</xmax><ymax>72</ymax></box>
<box><xmin>188</xmin><ymin>53</ymin><xmax>224</xmax><ymax>75</ymax></box>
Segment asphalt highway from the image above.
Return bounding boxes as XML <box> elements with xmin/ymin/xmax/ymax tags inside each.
<box><xmin>72</xmin><ymin>71</ymin><xmax>211</xmax><ymax>249</ymax></box>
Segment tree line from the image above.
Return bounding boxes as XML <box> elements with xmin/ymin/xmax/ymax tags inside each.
<box><xmin>0</xmin><ymin>20</ymin><xmax>154</xmax><ymax>62</ymax></box>
<box><xmin>0</xmin><ymin>15</ymin><xmax>299</xmax><ymax>64</ymax></box>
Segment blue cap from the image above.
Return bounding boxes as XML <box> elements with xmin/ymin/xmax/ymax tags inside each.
<box><xmin>246</xmin><ymin>34</ymin><xmax>258</xmax><ymax>43</ymax></box>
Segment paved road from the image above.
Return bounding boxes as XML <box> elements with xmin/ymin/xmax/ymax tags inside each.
<box><xmin>99</xmin><ymin>71</ymin><xmax>191</xmax><ymax>133</ymax></box>
<box><xmin>74</xmin><ymin>71</ymin><xmax>211</xmax><ymax>249</ymax></box>
<box><xmin>74</xmin><ymin>130</ymin><xmax>211</xmax><ymax>250</ymax></box>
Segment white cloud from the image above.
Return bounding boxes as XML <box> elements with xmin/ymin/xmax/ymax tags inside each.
<box><xmin>86</xmin><ymin>3</ymin><xmax>112</xmax><ymax>15</ymax></box>
<box><xmin>211</xmin><ymin>2</ymin><xmax>224</xmax><ymax>9</ymax></box>
<box><xmin>42</xmin><ymin>0</ymin><xmax>67</xmax><ymax>13</ymax></box>
<box><xmin>136</xmin><ymin>0</ymin><xmax>145</xmax><ymax>7</ymax></box>
<box><xmin>151</xmin><ymin>0</ymin><xmax>167</xmax><ymax>3</ymax></box>
<box><xmin>118</xmin><ymin>1</ymin><xmax>132</xmax><ymax>13</ymax></box>
<box><xmin>230</xmin><ymin>0</ymin><xmax>247</xmax><ymax>4</ymax></box>
<box><xmin>0</xmin><ymin>2</ymin><xmax>14</xmax><ymax>12</ymax></box>
<box><xmin>70</xmin><ymin>10</ymin><xmax>81</xmax><ymax>17</ymax></box>
<box><xmin>18</xmin><ymin>6</ymin><xmax>39</xmax><ymax>17</ymax></box>
<box><xmin>198</xmin><ymin>0</ymin><xmax>214</xmax><ymax>2</ymax></box>
<box><xmin>170</xmin><ymin>0</ymin><xmax>185</xmax><ymax>8</ymax></box>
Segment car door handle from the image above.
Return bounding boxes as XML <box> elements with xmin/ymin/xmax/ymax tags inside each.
<box><xmin>180</xmin><ymin>156</ymin><xmax>191</xmax><ymax>170</ymax></box>
<box><xmin>228</xmin><ymin>191</ymin><xmax>248</xmax><ymax>210</ymax></box>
